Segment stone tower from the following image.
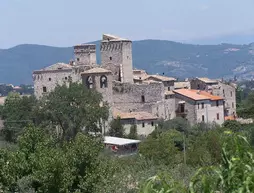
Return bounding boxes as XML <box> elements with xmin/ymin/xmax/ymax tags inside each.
<box><xmin>74</xmin><ymin>44</ymin><xmax>97</xmax><ymax>66</ymax></box>
<box><xmin>100</xmin><ymin>34</ymin><xmax>133</xmax><ymax>83</ymax></box>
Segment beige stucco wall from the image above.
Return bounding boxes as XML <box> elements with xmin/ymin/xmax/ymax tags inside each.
<box><xmin>195</xmin><ymin>100</ymin><xmax>224</xmax><ymax>125</ymax></box>
<box><xmin>174</xmin><ymin>93</ymin><xmax>225</xmax><ymax>126</ymax></box>
<box><xmin>122</xmin><ymin>120</ymin><xmax>156</xmax><ymax>137</ymax></box>
<box><xmin>190</xmin><ymin>79</ymin><xmax>236</xmax><ymax>117</ymax></box>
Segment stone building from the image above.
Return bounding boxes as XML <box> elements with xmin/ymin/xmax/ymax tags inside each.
<box><xmin>113</xmin><ymin>111</ymin><xmax>158</xmax><ymax>137</ymax></box>
<box><xmin>173</xmin><ymin>89</ymin><xmax>225</xmax><ymax>125</ymax></box>
<box><xmin>33</xmin><ymin>34</ymin><xmax>230</xmax><ymax>135</ymax></box>
<box><xmin>190</xmin><ymin>77</ymin><xmax>236</xmax><ymax>118</ymax></box>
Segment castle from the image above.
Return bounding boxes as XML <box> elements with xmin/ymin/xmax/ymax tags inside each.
<box><xmin>33</xmin><ymin>34</ymin><xmax>236</xmax><ymax>136</ymax></box>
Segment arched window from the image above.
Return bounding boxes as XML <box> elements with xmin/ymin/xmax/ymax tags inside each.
<box><xmin>86</xmin><ymin>76</ymin><xmax>93</xmax><ymax>89</ymax></box>
<box><xmin>100</xmin><ymin>75</ymin><xmax>108</xmax><ymax>88</ymax></box>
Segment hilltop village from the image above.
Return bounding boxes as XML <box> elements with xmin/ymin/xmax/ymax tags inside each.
<box><xmin>33</xmin><ymin>34</ymin><xmax>237</xmax><ymax>136</ymax></box>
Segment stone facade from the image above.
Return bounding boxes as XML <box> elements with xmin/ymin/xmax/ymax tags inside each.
<box><xmin>174</xmin><ymin>89</ymin><xmax>225</xmax><ymax>125</ymax></box>
<box><xmin>33</xmin><ymin>34</ymin><xmax>231</xmax><ymax>135</ymax></box>
<box><xmin>33</xmin><ymin>63</ymin><xmax>73</xmax><ymax>98</ymax></box>
<box><xmin>190</xmin><ymin>78</ymin><xmax>236</xmax><ymax>117</ymax></box>
<box><xmin>74</xmin><ymin>44</ymin><xmax>97</xmax><ymax>65</ymax></box>
<box><xmin>112</xmin><ymin>81</ymin><xmax>164</xmax><ymax>114</ymax></box>
<box><xmin>101</xmin><ymin>34</ymin><xmax>133</xmax><ymax>83</ymax></box>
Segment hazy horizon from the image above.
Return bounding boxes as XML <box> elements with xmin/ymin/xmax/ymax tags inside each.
<box><xmin>1</xmin><ymin>0</ymin><xmax>254</xmax><ymax>48</ymax></box>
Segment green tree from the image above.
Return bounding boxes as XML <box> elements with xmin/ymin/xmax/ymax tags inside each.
<box><xmin>36</xmin><ymin>83</ymin><xmax>109</xmax><ymax>141</ymax></box>
<box><xmin>0</xmin><ymin>126</ymin><xmax>117</xmax><ymax>192</ymax></box>
<box><xmin>187</xmin><ymin>129</ymin><xmax>223</xmax><ymax>166</ymax></box>
<box><xmin>139</xmin><ymin>130</ymin><xmax>183</xmax><ymax>166</ymax></box>
<box><xmin>108</xmin><ymin>116</ymin><xmax>125</xmax><ymax>137</ymax></box>
<box><xmin>159</xmin><ymin>117</ymin><xmax>190</xmax><ymax>134</ymax></box>
<box><xmin>128</xmin><ymin>124</ymin><xmax>138</xmax><ymax>139</ymax></box>
<box><xmin>223</xmin><ymin>120</ymin><xmax>241</xmax><ymax>132</ymax></box>
<box><xmin>0</xmin><ymin>92</ymin><xmax>37</xmax><ymax>142</ymax></box>
<box><xmin>237</xmin><ymin>92</ymin><xmax>254</xmax><ymax>118</ymax></box>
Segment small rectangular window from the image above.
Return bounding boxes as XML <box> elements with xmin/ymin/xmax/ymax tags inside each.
<box><xmin>231</xmin><ymin>91</ymin><xmax>233</xmax><ymax>97</ymax></box>
<box><xmin>232</xmin><ymin>102</ymin><xmax>234</xmax><ymax>108</ymax></box>
<box><xmin>202</xmin><ymin>103</ymin><xmax>204</xmax><ymax>109</ymax></box>
<box><xmin>198</xmin><ymin>103</ymin><xmax>199</xmax><ymax>109</ymax></box>
<box><xmin>168</xmin><ymin>87</ymin><xmax>170</xmax><ymax>91</ymax></box>
<box><xmin>142</xmin><ymin>122</ymin><xmax>145</xmax><ymax>127</ymax></box>
<box><xmin>216</xmin><ymin>101</ymin><xmax>219</xmax><ymax>107</ymax></box>
<box><xmin>43</xmin><ymin>86</ymin><xmax>47</xmax><ymax>93</ymax></box>
<box><xmin>77</xmin><ymin>58</ymin><xmax>80</xmax><ymax>62</ymax></box>
<box><xmin>151</xmin><ymin>121</ymin><xmax>154</xmax><ymax>126</ymax></box>
<box><xmin>217</xmin><ymin>113</ymin><xmax>220</xmax><ymax>120</ymax></box>
<box><xmin>141</xmin><ymin>95</ymin><xmax>145</xmax><ymax>103</ymax></box>
<box><xmin>202</xmin><ymin>115</ymin><xmax>205</xmax><ymax>122</ymax></box>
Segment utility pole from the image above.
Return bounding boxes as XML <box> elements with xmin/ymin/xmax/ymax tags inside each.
<box><xmin>182</xmin><ymin>132</ymin><xmax>187</xmax><ymax>184</ymax></box>
<box><xmin>183</xmin><ymin>133</ymin><xmax>186</xmax><ymax>166</ymax></box>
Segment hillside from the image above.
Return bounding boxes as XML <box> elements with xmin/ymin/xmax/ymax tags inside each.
<box><xmin>0</xmin><ymin>41</ymin><xmax>254</xmax><ymax>84</ymax></box>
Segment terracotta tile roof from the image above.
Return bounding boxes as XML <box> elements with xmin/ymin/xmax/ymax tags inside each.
<box><xmin>173</xmin><ymin>89</ymin><xmax>223</xmax><ymax>101</ymax></box>
<box><xmin>198</xmin><ymin>77</ymin><xmax>218</xmax><ymax>84</ymax></box>
<box><xmin>145</xmin><ymin>75</ymin><xmax>176</xmax><ymax>82</ymax></box>
<box><xmin>197</xmin><ymin>91</ymin><xmax>223</xmax><ymax>101</ymax></box>
<box><xmin>81</xmin><ymin>67</ymin><xmax>111</xmax><ymax>74</ymax></box>
<box><xmin>113</xmin><ymin>111</ymin><xmax>158</xmax><ymax>121</ymax></box>
<box><xmin>225</xmin><ymin>115</ymin><xmax>236</xmax><ymax>121</ymax></box>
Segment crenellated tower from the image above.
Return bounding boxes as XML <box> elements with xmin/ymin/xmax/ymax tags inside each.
<box><xmin>100</xmin><ymin>34</ymin><xmax>133</xmax><ymax>83</ymax></box>
<box><xmin>74</xmin><ymin>44</ymin><xmax>97</xmax><ymax>66</ymax></box>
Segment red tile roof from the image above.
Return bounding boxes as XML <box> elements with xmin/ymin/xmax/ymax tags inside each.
<box><xmin>173</xmin><ymin>89</ymin><xmax>223</xmax><ymax>101</ymax></box>
<box><xmin>113</xmin><ymin>111</ymin><xmax>158</xmax><ymax>121</ymax></box>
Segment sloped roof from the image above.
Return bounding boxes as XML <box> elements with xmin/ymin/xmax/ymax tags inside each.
<box><xmin>41</xmin><ymin>63</ymin><xmax>72</xmax><ymax>71</ymax></box>
<box><xmin>225</xmin><ymin>116</ymin><xmax>236</xmax><ymax>121</ymax></box>
<box><xmin>104</xmin><ymin>136</ymin><xmax>140</xmax><ymax>146</ymax></box>
<box><xmin>197</xmin><ymin>91</ymin><xmax>223</xmax><ymax>101</ymax></box>
<box><xmin>145</xmin><ymin>75</ymin><xmax>176</xmax><ymax>82</ymax></box>
<box><xmin>81</xmin><ymin>67</ymin><xmax>111</xmax><ymax>75</ymax></box>
<box><xmin>113</xmin><ymin>111</ymin><xmax>158</xmax><ymax>121</ymax></box>
<box><xmin>173</xmin><ymin>89</ymin><xmax>223</xmax><ymax>101</ymax></box>
<box><xmin>197</xmin><ymin>77</ymin><xmax>218</xmax><ymax>84</ymax></box>
<box><xmin>102</xmin><ymin>34</ymin><xmax>130</xmax><ymax>41</ymax></box>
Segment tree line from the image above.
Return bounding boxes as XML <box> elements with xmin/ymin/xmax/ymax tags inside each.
<box><xmin>0</xmin><ymin>82</ymin><xmax>254</xmax><ymax>192</ymax></box>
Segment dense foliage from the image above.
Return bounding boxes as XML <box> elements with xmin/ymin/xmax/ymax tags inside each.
<box><xmin>0</xmin><ymin>83</ymin><xmax>108</xmax><ymax>142</ymax></box>
<box><xmin>0</xmin><ymin>126</ymin><xmax>116</xmax><ymax>192</ymax></box>
<box><xmin>1</xmin><ymin>82</ymin><xmax>254</xmax><ymax>192</ymax></box>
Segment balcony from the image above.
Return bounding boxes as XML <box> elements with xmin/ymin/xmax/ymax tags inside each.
<box><xmin>175</xmin><ymin>109</ymin><xmax>188</xmax><ymax>115</ymax></box>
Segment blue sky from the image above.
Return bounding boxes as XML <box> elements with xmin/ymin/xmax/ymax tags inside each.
<box><xmin>0</xmin><ymin>0</ymin><xmax>254</xmax><ymax>48</ymax></box>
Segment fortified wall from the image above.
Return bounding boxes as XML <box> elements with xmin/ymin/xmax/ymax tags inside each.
<box><xmin>112</xmin><ymin>81</ymin><xmax>164</xmax><ymax>113</ymax></box>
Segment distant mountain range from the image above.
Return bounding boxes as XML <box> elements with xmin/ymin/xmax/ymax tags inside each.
<box><xmin>0</xmin><ymin>40</ymin><xmax>254</xmax><ymax>84</ymax></box>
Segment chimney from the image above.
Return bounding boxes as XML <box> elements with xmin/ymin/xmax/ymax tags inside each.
<box><xmin>69</xmin><ymin>60</ymin><xmax>74</xmax><ymax>66</ymax></box>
